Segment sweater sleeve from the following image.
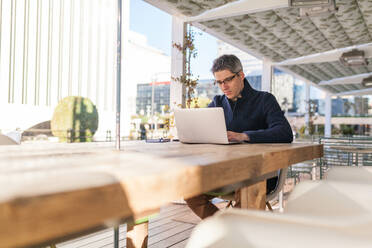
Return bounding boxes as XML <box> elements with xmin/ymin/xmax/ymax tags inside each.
<box><xmin>244</xmin><ymin>93</ymin><xmax>293</xmax><ymax>143</ymax></box>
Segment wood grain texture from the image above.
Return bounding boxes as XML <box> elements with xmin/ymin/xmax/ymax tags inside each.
<box><xmin>240</xmin><ymin>181</ymin><xmax>267</xmax><ymax>210</ymax></box>
<box><xmin>0</xmin><ymin>141</ymin><xmax>323</xmax><ymax>248</ymax></box>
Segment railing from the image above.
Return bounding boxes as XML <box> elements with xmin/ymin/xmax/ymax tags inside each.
<box><xmin>18</xmin><ymin>128</ymin><xmax>117</xmax><ymax>143</ymax></box>
<box><xmin>289</xmin><ymin>135</ymin><xmax>372</xmax><ymax>182</ymax></box>
<box><xmin>317</xmin><ymin>136</ymin><xmax>372</xmax><ymax>178</ymax></box>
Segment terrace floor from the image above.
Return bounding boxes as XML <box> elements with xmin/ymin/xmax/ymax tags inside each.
<box><xmin>55</xmin><ymin>177</ymin><xmax>300</xmax><ymax>248</ymax></box>
<box><xmin>57</xmin><ymin>203</ymin><xmax>199</xmax><ymax>248</ymax></box>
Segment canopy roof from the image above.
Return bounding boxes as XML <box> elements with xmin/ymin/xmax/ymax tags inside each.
<box><xmin>145</xmin><ymin>0</ymin><xmax>372</xmax><ymax>95</ymax></box>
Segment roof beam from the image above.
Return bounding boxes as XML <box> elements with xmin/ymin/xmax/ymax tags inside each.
<box><xmin>274</xmin><ymin>43</ymin><xmax>372</xmax><ymax>66</ymax></box>
<box><xmin>187</xmin><ymin>0</ymin><xmax>288</xmax><ymax>23</ymax></box>
<box><xmin>335</xmin><ymin>88</ymin><xmax>372</xmax><ymax>96</ymax></box>
<box><xmin>275</xmin><ymin>66</ymin><xmax>325</xmax><ymax>92</ymax></box>
<box><xmin>319</xmin><ymin>72</ymin><xmax>372</xmax><ymax>86</ymax></box>
<box><xmin>275</xmin><ymin>65</ymin><xmax>332</xmax><ymax>94</ymax></box>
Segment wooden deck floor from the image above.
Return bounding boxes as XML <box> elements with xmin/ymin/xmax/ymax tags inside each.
<box><xmin>57</xmin><ymin>203</ymin><xmax>198</xmax><ymax>248</ymax></box>
<box><xmin>55</xmin><ymin>177</ymin><xmax>299</xmax><ymax>248</ymax></box>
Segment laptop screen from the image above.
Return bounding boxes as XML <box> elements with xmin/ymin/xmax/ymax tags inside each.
<box><xmin>174</xmin><ymin>108</ymin><xmax>231</xmax><ymax>144</ymax></box>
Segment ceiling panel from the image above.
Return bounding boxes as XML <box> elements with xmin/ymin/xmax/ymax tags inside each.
<box><xmin>335</xmin><ymin>0</ymin><xmax>372</xmax><ymax>44</ymax></box>
<box><xmin>159</xmin><ymin>0</ymin><xmax>237</xmax><ymax>16</ymax></box>
<box><xmin>199</xmin><ymin>0</ymin><xmax>372</xmax><ymax>93</ymax></box>
<box><xmin>151</xmin><ymin>0</ymin><xmax>372</xmax><ymax>94</ymax></box>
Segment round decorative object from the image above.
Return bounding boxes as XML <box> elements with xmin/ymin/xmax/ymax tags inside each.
<box><xmin>51</xmin><ymin>96</ymin><xmax>99</xmax><ymax>142</ymax></box>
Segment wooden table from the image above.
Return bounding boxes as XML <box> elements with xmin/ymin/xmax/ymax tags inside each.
<box><xmin>0</xmin><ymin>141</ymin><xmax>323</xmax><ymax>248</ymax></box>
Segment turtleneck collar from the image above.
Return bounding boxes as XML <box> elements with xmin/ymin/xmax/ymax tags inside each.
<box><xmin>223</xmin><ymin>78</ymin><xmax>255</xmax><ymax>111</ymax></box>
<box><xmin>226</xmin><ymin>78</ymin><xmax>255</xmax><ymax>103</ymax></box>
<box><xmin>240</xmin><ymin>78</ymin><xmax>255</xmax><ymax>99</ymax></box>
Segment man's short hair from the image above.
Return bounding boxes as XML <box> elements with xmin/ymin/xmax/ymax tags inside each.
<box><xmin>211</xmin><ymin>54</ymin><xmax>243</xmax><ymax>74</ymax></box>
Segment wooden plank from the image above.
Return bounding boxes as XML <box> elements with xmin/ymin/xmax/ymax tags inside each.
<box><xmin>168</xmin><ymin>238</ymin><xmax>189</xmax><ymax>248</ymax></box>
<box><xmin>149</xmin><ymin>221</ymin><xmax>183</xmax><ymax>237</ymax></box>
<box><xmin>149</xmin><ymin>227</ymin><xmax>194</xmax><ymax>248</ymax></box>
<box><xmin>155</xmin><ymin>203</ymin><xmax>185</xmax><ymax>214</ymax></box>
<box><xmin>148</xmin><ymin>223</ymin><xmax>194</xmax><ymax>246</ymax></box>
<box><xmin>60</xmin><ymin>230</ymin><xmax>118</xmax><ymax>248</ymax></box>
<box><xmin>149</xmin><ymin>209</ymin><xmax>190</xmax><ymax>229</ymax></box>
<box><xmin>59</xmin><ymin>205</ymin><xmax>190</xmax><ymax>248</ymax></box>
<box><xmin>58</xmin><ymin>227</ymin><xmax>117</xmax><ymax>248</ymax></box>
<box><xmin>0</xmin><ymin>142</ymin><xmax>323</xmax><ymax>247</ymax></box>
<box><xmin>59</xmin><ymin>228</ymin><xmax>117</xmax><ymax>248</ymax></box>
<box><xmin>150</xmin><ymin>207</ymin><xmax>190</xmax><ymax>226</ymax></box>
<box><xmin>64</xmin><ymin>205</ymin><xmax>193</xmax><ymax>248</ymax></box>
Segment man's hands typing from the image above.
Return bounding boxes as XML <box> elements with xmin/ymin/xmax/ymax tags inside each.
<box><xmin>227</xmin><ymin>131</ymin><xmax>249</xmax><ymax>142</ymax></box>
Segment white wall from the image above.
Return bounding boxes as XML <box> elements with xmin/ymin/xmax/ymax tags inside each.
<box><xmin>217</xmin><ymin>40</ymin><xmax>262</xmax><ymax>75</ymax></box>
<box><xmin>123</xmin><ymin>31</ymin><xmax>170</xmax><ymax>134</ymax></box>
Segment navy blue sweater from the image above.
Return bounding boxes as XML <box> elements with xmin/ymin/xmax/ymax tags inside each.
<box><xmin>208</xmin><ymin>79</ymin><xmax>293</xmax><ymax>143</ymax></box>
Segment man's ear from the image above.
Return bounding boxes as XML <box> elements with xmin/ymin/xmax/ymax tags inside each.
<box><xmin>239</xmin><ymin>71</ymin><xmax>245</xmax><ymax>80</ymax></box>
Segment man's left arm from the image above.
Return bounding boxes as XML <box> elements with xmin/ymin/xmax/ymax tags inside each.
<box><xmin>243</xmin><ymin>93</ymin><xmax>293</xmax><ymax>143</ymax></box>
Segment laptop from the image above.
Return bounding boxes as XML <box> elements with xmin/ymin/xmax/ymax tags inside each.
<box><xmin>174</xmin><ymin>107</ymin><xmax>240</xmax><ymax>144</ymax></box>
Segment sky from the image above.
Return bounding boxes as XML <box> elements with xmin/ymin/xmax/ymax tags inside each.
<box><xmin>129</xmin><ymin>0</ymin><xmax>218</xmax><ymax>79</ymax></box>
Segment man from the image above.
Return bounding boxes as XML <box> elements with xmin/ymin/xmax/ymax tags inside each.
<box><xmin>185</xmin><ymin>54</ymin><xmax>293</xmax><ymax>219</ymax></box>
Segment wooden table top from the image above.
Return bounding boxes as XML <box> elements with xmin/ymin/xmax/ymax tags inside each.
<box><xmin>0</xmin><ymin>141</ymin><xmax>323</xmax><ymax>248</ymax></box>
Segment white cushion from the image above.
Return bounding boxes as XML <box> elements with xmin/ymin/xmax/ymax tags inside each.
<box><xmin>326</xmin><ymin>166</ymin><xmax>372</xmax><ymax>184</ymax></box>
<box><xmin>186</xmin><ymin>208</ymin><xmax>372</xmax><ymax>248</ymax></box>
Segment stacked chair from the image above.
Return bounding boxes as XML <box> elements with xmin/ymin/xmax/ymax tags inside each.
<box><xmin>186</xmin><ymin>166</ymin><xmax>372</xmax><ymax>248</ymax></box>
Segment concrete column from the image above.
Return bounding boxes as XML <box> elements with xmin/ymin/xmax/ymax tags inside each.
<box><xmin>325</xmin><ymin>93</ymin><xmax>332</xmax><ymax>137</ymax></box>
<box><xmin>120</xmin><ymin>0</ymin><xmax>131</xmax><ymax>137</ymax></box>
<box><xmin>170</xmin><ymin>17</ymin><xmax>186</xmax><ymax>108</ymax></box>
<box><xmin>305</xmin><ymin>83</ymin><xmax>310</xmax><ymax>135</ymax></box>
<box><xmin>261</xmin><ymin>57</ymin><xmax>272</xmax><ymax>93</ymax></box>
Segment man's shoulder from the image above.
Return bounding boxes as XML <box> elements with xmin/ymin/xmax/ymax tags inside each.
<box><xmin>211</xmin><ymin>94</ymin><xmax>225</xmax><ymax>105</ymax></box>
<box><xmin>256</xmin><ymin>90</ymin><xmax>275</xmax><ymax>101</ymax></box>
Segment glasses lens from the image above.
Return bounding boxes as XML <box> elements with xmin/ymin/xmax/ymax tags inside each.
<box><xmin>215</xmin><ymin>73</ymin><xmax>238</xmax><ymax>85</ymax></box>
<box><xmin>226</xmin><ymin>74</ymin><xmax>235</xmax><ymax>83</ymax></box>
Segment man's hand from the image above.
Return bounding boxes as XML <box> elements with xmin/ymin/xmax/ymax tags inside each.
<box><xmin>227</xmin><ymin>131</ymin><xmax>249</xmax><ymax>142</ymax></box>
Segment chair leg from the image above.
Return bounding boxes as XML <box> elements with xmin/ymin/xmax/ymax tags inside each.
<box><xmin>266</xmin><ymin>201</ymin><xmax>273</xmax><ymax>212</ymax></box>
<box><xmin>278</xmin><ymin>190</ymin><xmax>284</xmax><ymax>213</ymax></box>
<box><xmin>311</xmin><ymin>163</ymin><xmax>317</xmax><ymax>180</ymax></box>
<box><xmin>114</xmin><ymin>226</ymin><xmax>120</xmax><ymax>248</ymax></box>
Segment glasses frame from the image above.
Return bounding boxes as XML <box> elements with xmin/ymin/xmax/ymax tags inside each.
<box><xmin>214</xmin><ymin>72</ymin><xmax>240</xmax><ymax>86</ymax></box>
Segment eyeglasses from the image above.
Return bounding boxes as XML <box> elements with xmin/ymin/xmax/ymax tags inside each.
<box><xmin>214</xmin><ymin>72</ymin><xmax>240</xmax><ymax>86</ymax></box>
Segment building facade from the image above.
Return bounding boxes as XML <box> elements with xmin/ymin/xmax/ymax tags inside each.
<box><xmin>136</xmin><ymin>81</ymin><xmax>171</xmax><ymax>115</ymax></box>
<box><xmin>135</xmin><ymin>76</ymin><xmax>265</xmax><ymax>114</ymax></box>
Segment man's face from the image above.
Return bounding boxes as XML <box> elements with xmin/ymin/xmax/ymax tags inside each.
<box><xmin>214</xmin><ymin>69</ymin><xmax>245</xmax><ymax>100</ymax></box>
